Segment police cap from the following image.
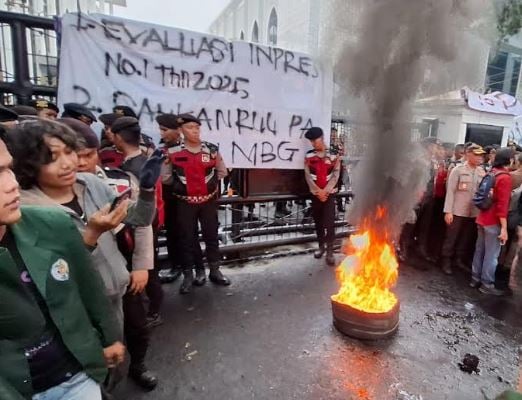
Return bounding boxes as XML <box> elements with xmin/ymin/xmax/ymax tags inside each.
<box><xmin>10</xmin><ymin>105</ymin><xmax>38</xmax><ymax>116</ymax></box>
<box><xmin>29</xmin><ymin>98</ymin><xmax>59</xmax><ymax>113</ymax></box>
<box><xmin>156</xmin><ymin>113</ymin><xmax>180</xmax><ymax>129</ymax></box>
<box><xmin>99</xmin><ymin>113</ymin><xmax>122</xmax><ymax>127</ymax></box>
<box><xmin>113</xmin><ymin>105</ymin><xmax>137</xmax><ymax>118</ymax></box>
<box><xmin>111</xmin><ymin>116</ymin><xmax>140</xmax><ymax>134</ymax></box>
<box><xmin>63</xmin><ymin>103</ymin><xmax>97</xmax><ymax>122</ymax></box>
<box><xmin>176</xmin><ymin>113</ymin><xmax>201</xmax><ymax>126</ymax></box>
<box><xmin>304</xmin><ymin>127</ymin><xmax>324</xmax><ymax>140</ymax></box>
<box><xmin>0</xmin><ymin>105</ymin><xmax>18</xmax><ymax>122</ymax></box>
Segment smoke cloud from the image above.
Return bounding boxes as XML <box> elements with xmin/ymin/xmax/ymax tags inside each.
<box><xmin>327</xmin><ymin>0</ymin><xmax>495</xmax><ymax>237</ymax></box>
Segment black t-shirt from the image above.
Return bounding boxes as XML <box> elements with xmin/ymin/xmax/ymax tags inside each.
<box><xmin>62</xmin><ymin>196</ymin><xmax>86</xmax><ymax>222</ymax></box>
<box><xmin>0</xmin><ymin>230</ymin><xmax>82</xmax><ymax>393</ymax></box>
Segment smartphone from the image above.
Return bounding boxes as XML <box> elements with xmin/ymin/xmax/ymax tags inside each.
<box><xmin>110</xmin><ymin>187</ymin><xmax>132</xmax><ymax>212</ymax></box>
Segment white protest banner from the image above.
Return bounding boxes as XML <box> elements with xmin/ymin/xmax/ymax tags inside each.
<box><xmin>57</xmin><ymin>13</ymin><xmax>333</xmax><ymax>170</ymax></box>
<box><xmin>464</xmin><ymin>88</ymin><xmax>522</xmax><ymax>116</ymax></box>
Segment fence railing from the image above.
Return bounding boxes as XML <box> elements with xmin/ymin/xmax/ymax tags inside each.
<box><xmin>157</xmin><ymin>191</ymin><xmax>355</xmax><ymax>263</ymax></box>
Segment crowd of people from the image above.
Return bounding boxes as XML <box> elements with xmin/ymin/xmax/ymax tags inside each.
<box><xmin>0</xmin><ymin>98</ymin><xmax>520</xmax><ymax>400</ymax></box>
<box><xmin>0</xmin><ymin>100</ymin><xmax>232</xmax><ymax>399</ymax></box>
<box><xmin>399</xmin><ymin>137</ymin><xmax>521</xmax><ymax>296</ymax></box>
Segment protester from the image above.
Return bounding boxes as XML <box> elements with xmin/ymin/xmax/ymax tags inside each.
<box><xmin>471</xmin><ymin>147</ymin><xmax>513</xmax><ymax>295</ymax></box>
<box><xmin>441</xmin><ymin>144</ymin><xmax>486</xmax><ymax>274</ymax></box>
<box><xmin>304</xmin><ymin>127</ymin><xmax>341</xmax><ymax>266</ymax></box>
<box><xmin>163</xmin><ymin>113</ymin><xmax>230</xmax><ymax>294</ymax></box>
<box><xmin>29</xmin><ymin>99</ymin><xmax>59</xmax><ymax>120</ymax></box>
<box><xmin>99</xmin><ymin>112</ymin><xmax>125</xmax><ymax>168</ymax></box>
<box><xmin>0</xmin><ymin>126</ymin><xmax>125</xmax><ymax>400</ymax></box>
<box><xmin>483</xmin><ymin>146</ymin><xmax>496</xmax><ymax>172</ymax></box>
<box><xmin>7</xmin><ymin>119</ymin><xmax>159</xmax><ymax>325</ymax></box>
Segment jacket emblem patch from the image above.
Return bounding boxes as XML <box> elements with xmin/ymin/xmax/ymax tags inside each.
<box><xmin>51</xmin><ymin>259</ymin><xmax>70</xmax><ymax>281</ymax></box>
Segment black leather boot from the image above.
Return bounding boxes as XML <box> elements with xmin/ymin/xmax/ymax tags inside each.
<box><xmin>209</xmin><ymin>265</ymin><xmax>231</xmax><ymax>286</ymax></box>
<box><xmin>326</xmin><ymin>244</ymin><xmax>335</xmax><ymax>266</ymax></box>
<box><xmin>314</xmin><ymin>243</ymin><xmax>325</xmax><ymax>259</ymax></box>
<box><xmin>128</xmin><ymin>364</ymin><xmax>158</xmax><ymax>391</ymax></box>
<box><xmin>193</xmin><ymin>267</ymin><xmax>207</xmax><ymax>286</ymax></box>
<box><xmin>179</xmin><ymin>270</ymin><xmax>194</xmax><ymax>294</ymax></box>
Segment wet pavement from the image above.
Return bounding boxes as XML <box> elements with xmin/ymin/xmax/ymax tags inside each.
<box><xmin>117</xmin><ymin>248</ymin><xmax>522</xmax><ymax>400</ymax></box>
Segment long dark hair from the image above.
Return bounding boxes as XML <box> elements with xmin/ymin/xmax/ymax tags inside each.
<box><xmin>6</xmin><ymin>120</ymin><xmax>80</xmax><ymax>189</ymax></box>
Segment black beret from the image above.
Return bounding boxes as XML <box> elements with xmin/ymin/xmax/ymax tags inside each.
<box><xmin>304</xmin><ymin>127</ymin><xmax>324</xmax><ymax>140</ymax></box>
<box><xmin>111</xmin><ymin>116</ymin><xmax>140</xmax><ymax>134</ymax></box>
<box><xmin>58</xmin><ymin>117</ymin><xmax>100</xmax><ymax>149</ymax></box>
<box><xmin>63</xmin><ymin>103</ymin><xmax>97</xmax><ymax>122</ymax></box>
<box><xmin>29</xmin><ymin>98</ymin><xmax>59</xmax><ymax>113</ymax></box>
<box><xmin>10</xmin><ymin>105</ymin><xmax>38</xmax><ymax>116</ymax></box>
<box><xmin>0</xmin><ymin>105</ymin><xmax>18</xmax><ymax>122</ymax></box>
<box><xmin>99</xmin><ymin>113</ymin><xmax>122</xmax><ymax>127</ymax></box>
<box><xmin>156</xmin><ymin>113</ymin><xmax>180</xmax><ymax>129</ymax></box>
<box><xmin>177</xmin><ymin>113</ymin><xmax>201</xmax><ymax>126</ymax></box>
<box><xmin>113</xmin><ymin>105</ymin><xmax>137</xmax><ymax>118</ymax></box>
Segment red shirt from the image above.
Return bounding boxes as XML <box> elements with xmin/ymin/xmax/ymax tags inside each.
<box><xmin>476</xmin><ymin>167</ymin><xmax>512</xmax><ymax>226</ymax></box>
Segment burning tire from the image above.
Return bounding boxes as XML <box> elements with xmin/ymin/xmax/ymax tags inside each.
<box><xmin>331</xmin><ymin>299</ymin><xmax>399</xmax><ymax>340</ymax></box>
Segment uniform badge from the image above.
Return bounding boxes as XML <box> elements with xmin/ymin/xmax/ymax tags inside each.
<box><xmin>51</xmin><ymin>259</ymin><xmax>70</xmax><ymax>281</ymax></box>
<box><xmin>202</xmin><ymin>154</ymin><xmax>210</xmax><ymax>163</ymax></box>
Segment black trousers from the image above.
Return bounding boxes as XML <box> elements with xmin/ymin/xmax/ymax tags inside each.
<box><xmin>123</xmin><ymin>290</ymin><xmax>149</xmax><ymax>367</ymax></box>
<box><xmin>416</xmin><ymin>197</ymin><xmax>445</xmax><ymax>258</ymax></box>
<box><xmin>441</xmin><ymin>216</ymin><xmax>476</xmax><ymax>262</ymax></box>
<box><xmin>164</xmin><ymin>192</ymin><xmax>204</xmax><ymax>270</ymax></box>
<box><xmin>163</xmin><ymin>189</ymin><xmax>182</xmax><ymax>269</ymax></box>
<box><xmin>311</xmin><ymin>196</ymin><xmax>335</xmax><ymax>246</ymax></box>
<box><xmin>145</xmin><ymin>226</ymin><xmax>163</xmax><ymax>315</ymax></box>
<box><xmin>176</xmin><ymin>199</ymin><xmax>220</xmax><ymax>269</ymax></box>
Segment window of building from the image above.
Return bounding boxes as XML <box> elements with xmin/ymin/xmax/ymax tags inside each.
<box><xmin>252</xmin><ymin>21</ymin><xmax>259</xmax><ymax>43</ymax></box>
<box><xmin>240</xmin><ymin>30</ymin><xmax>245</xmax><ymax>40</ymax></box>
<box><xmin>268</xmin><ymin>7</ymin><xmax>277</xmax><ymax>46</ymax></box>
<box><xmin>486</xmin><ymin>48</ymin><xmax>522</xmax><ymax>97</ymax></box>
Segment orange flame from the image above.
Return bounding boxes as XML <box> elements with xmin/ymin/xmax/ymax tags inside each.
<box><xmin>331</xmin><ymin>209</ymin><xmax>399</xmax><ymax>314</ymax></box>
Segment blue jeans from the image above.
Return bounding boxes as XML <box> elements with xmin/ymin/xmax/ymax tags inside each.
<box><xmin>32</xmin><ymin>372</ymin><xmax>101</xmax><ymax>400</ymax></box>
<box><xmin>472</xmin><ymin>224</ymin><xmax>501</xmax><ymax>285</ymax></box>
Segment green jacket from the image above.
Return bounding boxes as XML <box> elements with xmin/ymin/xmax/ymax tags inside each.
<box><xmin>0</xmin><ymin>206</ymin><xmax>119</xmax><ymax>400</ymax></box>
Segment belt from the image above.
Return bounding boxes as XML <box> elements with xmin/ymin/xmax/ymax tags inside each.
<box><xmin>175</xmin><ymin>190</ymin><xmax>217</xmax><ymax>204</ymax></box>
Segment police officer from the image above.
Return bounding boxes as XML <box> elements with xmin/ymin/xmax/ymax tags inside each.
<box><xmin>304</xmin><ymin>127</ymin><xmax>340</xmax><ymax>266</ymax></box>
<box><xmin>165</xmin><ymin>114</ymin><xmax>230</xmax><ymax>294</ymax></box>
<box><xmin>113</xmin><ymin>105</ymin><xmax>155</xmax><ymax>156</ymax></box>
<box><xmin>29</xmin><ymin>98</ymin><xmax>59</xmax><ymax>120</ymax></box>
<box><xmin>62</xmin><ymin>103</ymin><xmax>97</xmax><ymax>125</ymax></box>
<box><xmin>157</xmin><ymin>114</ymin><xmax>183</xmax><ymax>283</ymax></box>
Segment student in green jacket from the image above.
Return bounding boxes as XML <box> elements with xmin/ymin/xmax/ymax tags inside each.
<box><xmin>0</xmin><ymin>129</ymin><xmax>125</xmax><ymax>399</ymax></box>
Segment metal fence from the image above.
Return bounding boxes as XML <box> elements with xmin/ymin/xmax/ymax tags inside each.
<box><xmin>156</xmin><ymin>192</ymin><xmax>355</xmax><ymax>263</ymax></box>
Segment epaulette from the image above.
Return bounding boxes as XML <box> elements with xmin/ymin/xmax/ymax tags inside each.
<box><xmin>305</xmin><ymin>149</ymin><xmax>316</xmax><ymax>158</ymax></box>
<box><xmin>203</xmin><ymin>141</ymin><xmax>219</xmax><ymax>154</ymax></box>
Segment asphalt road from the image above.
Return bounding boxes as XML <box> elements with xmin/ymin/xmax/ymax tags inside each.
<box><xmin>116</xmin><ymin>249</ymin><xmax>522</xmax><ymax>400</ymax></box>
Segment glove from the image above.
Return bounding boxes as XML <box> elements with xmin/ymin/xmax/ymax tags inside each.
<box><xmin>139</xmin><ymin>149</ymin><xmax>165</xmax><ymax>189</ymax></box>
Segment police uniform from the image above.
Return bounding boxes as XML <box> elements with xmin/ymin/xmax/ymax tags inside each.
<box><xmin>304</xmin><ymin>127</ymin><xmax>340</xmax><ymax>266</ymax></box>
<box><xmin>166</xmin><ymin>114</ymin><xmax>230</xmax><ymax>293</ymax></box>
<box><xmin>113</xmin><ymin>105</ymin><xmax>155</xmax><ymax>156</ymax></box>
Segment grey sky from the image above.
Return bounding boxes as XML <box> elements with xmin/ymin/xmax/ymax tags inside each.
<box><xmin>112</xmin><ymin>0</ymin><xmax>231</xmax><ymax>32</ymax></box>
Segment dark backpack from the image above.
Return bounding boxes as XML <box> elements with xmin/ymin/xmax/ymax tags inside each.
<box><xmin>473</xmin><ymin>171</ymin><xmax>508</xmax><ymax>211</ymax></box>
